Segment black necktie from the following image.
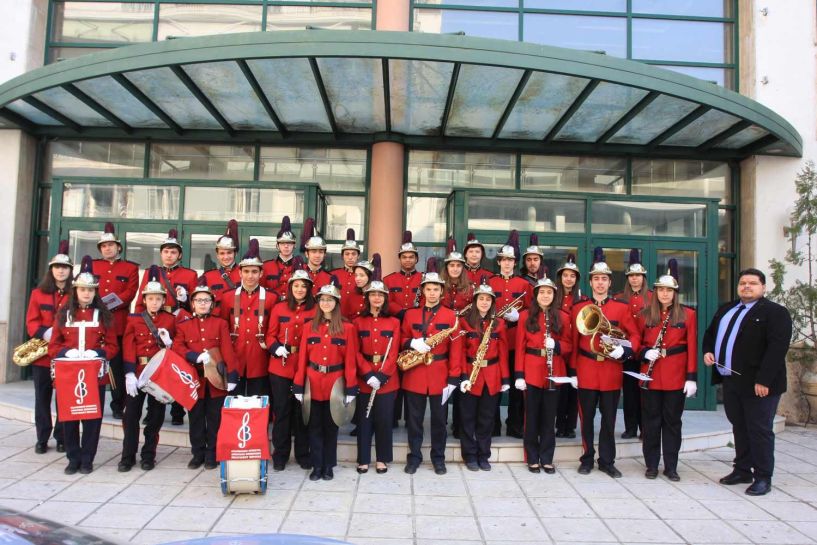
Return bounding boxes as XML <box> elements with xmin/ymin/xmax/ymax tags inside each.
<box><xmin>718</xmin><ymin>304</ymin><xmax>746</xmax><ymax>372</ymax></box>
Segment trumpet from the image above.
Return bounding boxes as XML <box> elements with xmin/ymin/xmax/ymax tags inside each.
<box><xmin>497</xmin><ymin>293</ymin><xmax>526</xmax><ymax>318</ymax></box>
<box><xmin>575</xmin><ymin>304</ymin><xmax>630</xmax><ymax>358</ymax></box>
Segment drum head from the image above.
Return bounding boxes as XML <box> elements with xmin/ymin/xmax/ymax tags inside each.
<box><xmin>137</xmin><ymin>349</ymin><xmax>166</xmax><ymax>388</ymax></box>
<box><xmin>329</xmin><ymin>377</ymin><xmax>355</xmax><ymax>427</ymax></box>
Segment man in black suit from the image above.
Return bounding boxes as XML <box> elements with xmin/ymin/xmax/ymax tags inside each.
<box><xmin>702</xmin><ymin>268</ymin><xmax>792</xmax><ymax>496</ymax></box>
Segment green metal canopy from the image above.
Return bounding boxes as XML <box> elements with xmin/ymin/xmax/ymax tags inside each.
<box><xmin>0</xmin><ymin>30</ymin><xmax>801</xmax><ymax>159</ymax></box>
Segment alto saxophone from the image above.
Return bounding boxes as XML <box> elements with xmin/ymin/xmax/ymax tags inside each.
<box><xmin>546</xmin><ymin>315</ymin><xmax>556</xmax><ymax>391</ymax></box>
<box><xmin>463</xmin><ymin>317</ymin><xmax>495</xmax><ymax>392</ymax></box>
<box><xmin>397</xmin><ymin>320</ymin><xmax>460</xmax><ymax>372</ymax></box>
<box><xmin>12</xmin><ymin>338</ymin><xmax>49</xmax><ymax>367</ymax></box>
<box><xmin>641</xmin><ymin>313</ymin><xmax>671</xmax><ymax>390</ymax></box>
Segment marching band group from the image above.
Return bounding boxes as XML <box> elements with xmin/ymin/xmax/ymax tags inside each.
<box><xmin>25</xmin><ymin>215</ymin><xmax>700</xmax><ymax>483</ymax></box>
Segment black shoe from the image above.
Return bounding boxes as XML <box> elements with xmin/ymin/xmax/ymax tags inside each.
<box><xmin>350</xmin><ymin>427</ymin><xmax>358</xmax><ymax>437</ymax></box>
<box><xmin>204</xmin><ymin>460</ymin><xmax>218</xmax><ymax>470</ymax></box>
<box><xmin>745</xmin><ymin>479</ymin><xmax>771</xmax><ymax>496</ymax></box>
<box><xmin>564</xmin><ymin>430</ymin><xmax>576</xmax><ymax>439</ymax></box>
<box><xmin>56</xmin><ymin>442</ymin><xmax>65</xmax><ymax>453</ymax></box>
<box><xmin>111</xmin><ymin>410</ymin><xmax>124</xmax><ymax>420</ymax></box>
<box><xmin>578</xmin><ymin>463</ymin><xmax>592</xmax><ymax>475</ymax></box>
<box><xmin>645</xmin><ymin>468</ymin><xmax>658</xmax><ymax>479</ymax></box>
<box><xmin>719</xmin><ymin>470</ymin><xmax>753</xmax><ymax>485</ymax></box>
<box><xmin>273</xmin><ymin>462</ymin><xmax>286</xmax><ymax>472</ymax></box>
<box><xmin>322</xmin><ymin>468</ymin><xmax>334</xmax><ymax>481</ymax></box>
<box><xmin>664</xmin><ymin>469</ymin><xmax>680</xmax><ymax>482</ymax></box>
<box><xmin>404</xmin><ymin>464</ymin><xmax>418</xmax><ymax>475</ymax></box>
<box><xmin>466</xmin><ymin>461</ymin><xmax>479</xmax><ymax>472</ymax></box>
<box><xmin>433</xmin><ymin>464</ymin><xmax>447</xmax><ymax>475</ymax></box>
<box><xmin>171</xmin><ymin>417</ymin><xmax>184</xmax><ymax>426</ymax></box>
<box><xmin>478</xmin><ymin>460</ymin><xmax>491</xmax><ymax>471</ymax></box>
<box><xmin>64</xmin><ymin>462</ymin><xmax>80</xmax><ymax>475</ymax></box>
<box><xmin>543</xmin><ymin>465</ymin><xmax>556</xmax><ymax>474</ymax></box>
<box><xmin>555</xmin><ymin>430</ymin><xmax>566</xmax><ymax>438</ymax></box>
<box><xmin>34</xmin><ymin>443</ymin><xmax>47</xmax><ymax>454</ymax></box>
<box><xmin>621</xmin><ymin>430</ymin><xmax>637</xmax><ymax>439</ymax></box>
<box><xmin>600</xmin><ymin>464</ymin><xmax>622</xmax><ymax>478</ymax></box>
<box><xmin>309</xmin><ymin>468</ymin><xmax>323</xmax><ymax>481</ymax></box>
<box><xmin>117</xmin><ymin>460</ymin><xmax>134</xmax><ymax>472</ymax></box>
<box><xmin>507</xmin><ymin>428</ymin><xmax>523</xmax><ymax>439</ymax></box>
<box><xmin>376</xmin><ymin>465</ymin><xmax>388</xmax><ymax>474</ymax></box>
<box><xmin>141</xmin><ymin>460</ymin><xmax>155</xmax><ymax>471</ymax></box>
<box><xmin>187</xmin><ymin>457</ymin><xmax>204</xmax><ymax>470</ymax></box>
<box><xmin>452</xmin><ymin>429</ymin><xmax>461</xmax><ymax>439</ymax></box>
<box><xmin>79</xmin><ymin>464</ymin><xmax>93</xmax><ymax>475</ymax></box>
<box><xmin>141</xmin><ymin>416</ymin><xmax>149</xmax><ymax>425</ymax></box>
<box><xmin>356</xmin><ymin>465</ymin><xmax>369</xmax><ymax>474</ymax></box>
<box><xmin>528</xmin><ymin>465</ymin><xmax>541</xmax><ymax>474</ymax></box>
<box><xmin>298</xmin><ymin>460</ymin><xmax>312</xmax><ymax>470</ymax></box>
<box><xmin>492</xmin><ymin>425</ymin><xmax>501</xmax><ymax>437</ymax></box>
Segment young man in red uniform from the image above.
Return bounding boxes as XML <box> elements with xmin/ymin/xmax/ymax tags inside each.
<box><xmin>463</xmin><ymin>233</ymin><xmax>493</xmax><ymax>285</ymax></box>
<box><xmin>262</xmin><ymin>215</ymin><xmax>297</xmax><ymax>300</ymax></box>
<box><xmin>135</xmin><ymin>229</ymin><xmax>197</xmax><ymax>315</ymax></box>
<box><xmin>300</xmin><ymin>217</ymin><xmax>332</xmax><ymax>294</ymax></box>
<box><xmin>217</xmin><ymin>239</ymin><xmax>276</xmax><ymax>397</ymax></box>
<box><xmin>400</xmin><ymin>259</ymin><xmax>462</xmax><ymax>476</ymax></box>
<box><xmin>202</xmin><ymin>219</ymin><xmax>242</xmax><ymax>302</ymax></box>
<box><xmin>555</xmin><ymin>253</ymin><xmax>585</xmax><ymax>438</ymax></box>
<box><xmin>487</xmin><ymin>230</ymin><xmax>532</xmax><ymax>438</ymax></box>
<box><xmin>520</xmin><ymin>234</ymin><xmax>543</xmax><ymax>287</ymax></box>
<box><xmin>330</xmin><ymin>228</ymin><xmax>361</xmax><ymax>303</ymax></box>
<box><xmin>93</xmin><ymin>223</ymin><xmax>139</xmax><ymax>420</ymax></box>
<box><xmin>571</xmin><ymin>248</ymin><xmax>641</xmax><ymax>478</ymax></box>
<box><xmin>119</xmin><ymin>266</ymin><xmax>176</xmax><ymax>472</ymax></box>
<box><xmin>383</xmin><ymin>231</ymin><xmax>422</xmax><ymax>319</ymax></box>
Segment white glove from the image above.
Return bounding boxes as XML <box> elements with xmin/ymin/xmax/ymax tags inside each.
<box><xmin>43</xmin><ymin>328</ymin><xmax>53</xmax><ymax>342</ymax></box>
<box><xmin>683</xmin><ymin>381</ymin><xmax>697</xmax><ymax>398</ymax></box>
<box><xmin>275</xmin><ymin>345</ymin><xmax>289</xmax><ymax>358</ymax></box>
<box><xmin>157</xmin><ymin>328</ymin><xmax>172</xmax><ymax>348</ymax></box>
<box><xmin>459</xmin><ymin>380</ymin><xmax>472</xmax><ymax>393</ymax></box>
<box><xmin>82</xmin><ymin>349</ymin><xmax>99</xmax><ymax>359</ymax></box>
<box><xmin>644</xmin><ymin>348</ymin><xmax>661</xmax><ymax>362</ymax></box>
<box><xmin>569</xmin><ymin>376</ymin><xmax>578</xmax><ymax>389</ymax></box>
<box><xmin>504</xmin><ymin>307</ymin><xmax>520</xmax><ymax>322</ymax></box>
<box><xmin>196</xmin><ymin>352</ymin><xmax>210</xmax><ymax>365</ymax></box>
<box><xmin>65</xmin><ymin>348</ymin><xmax>81</xmax><ymax>358</ymax></box>
<box><xmin>175</xmin><ymin>286</ymin><xmax>188</xmax><ymax>303</ymax></box>
<box><xmin>294</xmin><ymin>393</ymin><xmax>304</xmax><ymax>403</ymax></box>
<box><xmin>545</xmin><ymin>336</ymin><xmax>555</xmax><ymax>349</ymax></box>
<box><xmin>608</xmin><ymin>345</ymin><xmax>625</xmax><ymax>360</ymax></box>
<box><xmin>515</xmin><ymin>378</ymin><xmax>527</xmax><ymax>391</ymax></box>
<box><xmin>344</xmin><ymin>395</ymin><xmax>356</xmax><ymax>405</ymax></box>
<box><xmin>500</xmin><ymin>384</ymin><xmax>510</xmax><ymax>392</ymax></box>
<box><xmin>410</xmin><ymin>338</ymin><xmax>431</xmax><ymax>354</ymax></box>
<box><xmin>227</xmin><ymin>382</ymin><xmax>237</xmax><ymax>392</ymax></box>
<box><xmin>366</xmin><ymin>376</ymin><xmax>381</xmax><ymax>389</ymax></box>
<box><xmin>441</xmin><ymin>384</ymin><xmax>456</xmax><ymax>404</ymax></box>
<box><xmin>125</xmin><ymin>373</ymin><xmax>138</xmax><ymax>397</ymax></box>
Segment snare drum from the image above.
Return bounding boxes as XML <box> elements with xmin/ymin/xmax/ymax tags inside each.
<box><xmin>220</xmin><ymin>395</ymin><xmax>269</xmax><ymax>495</ymax></box>
<box><xmin>137</xmin><ymin>349</ymin><xmax>200</xmax><ymax>409</ymax></box>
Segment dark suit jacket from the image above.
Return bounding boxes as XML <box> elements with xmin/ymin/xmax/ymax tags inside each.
<box><xmin>702</xmin><ymin>297</ymin><xmax>792</xmax><ymax>396</ymax></box>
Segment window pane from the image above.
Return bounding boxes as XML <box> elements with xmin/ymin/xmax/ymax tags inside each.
<box><xmin>324</xmin><ymin>195</ymin><xmax>366</xmax><ymax>241</ymax></box>
<box><xmin>632</xmin><ymin>19</ymin><xmax>733</xmax><ymax>63</ymax></box>
<box><xmin>34</xmin><ymin>236</ymin><xmax>51</xmax><ymax>284</ymax></box>
<box><xmin>525</xmin><ymin>0</ymin><xmax>625</xmax><ymax>10</ymax></box>
<box><xmin>68</xmin><ymin>230</ymin><xmax>103</xmax><ymax>275</ymax></box>
<box><xmin>184</xmin><ymin>187</ymin><xmax>304</xmax><ymax>223</ymax></box>
<box><xmin>592</xmin><ymin>201</ymin><xmax>705</xmax><ymax>237</ymax></box>
<box><xmin>259</xmin><ymin>147</ymin><xmax>366</xmax><ymax>190</ymax></box>
<box><xmin>62</xmin><ymin>184</ymin><xmax>180</xmax><ymax>220</ymax></box>
<box><xmin>125</xmin><ymin>232</ymin><xmax>167</xmax><ymax>280</ymax></box>
<box><xmin>189</xmin><ymin>234</ymin><xmax>219</xmax><ymax>275</ymax></box>
<box><xmin>408</xmin><ymin>151</ymin><xmax>515</xmax><ymax>192</ymax></box>
<box><xmin>632</xmin><ymin>159</ymin><xmax>729</xmax><ymax>201</ymax></box>
<box><xmin>323</xmin><ymin>243</ymin><xmax>367</xmax><ymax>270</ymax></box>
<box><xmin>46</xmin><ymin>141</ymin><xmax>145</xmax><ymax>179</ymax></box>
<box><xmin>413</xmin><ymin>9</ymin><xmax>518</xmax><ymax>40</ymax></box>
<box><xmin>250</xmin><ymin>235</ymin><xmax>281</xmax><ymax>263</ymax></box>
<box><xmin>632</xmin><ymin>0</ymin><xmax>731</xmax><ymax>17</ymax></box>
<box><xmin>48</xmin><ymin>47</ymin><xmax>113</xmax><ymax>63</ymax></box>
<box><xmin>266</xmin><ymin>6</ymin><xmax>372</xmax><ymax>31</ymax></box>
<box><xmin>718</xmin><ymin>208</ymin><xmax>733</xmax><ymax>253</ymax></box>
<box><xmin>416</xmin><ymin>246</ymin><xmax>446</xmax><ymax>270</ymax></box>
<box><xmin>157</xmin><ymin>4</ymin><xmax>262</xmax><ymax>40</ymax></box>
<box><xmin>150</xmin><ymin>144</ymin><xmax>254</xmax><ymax>180</ymax></box>
<box><xmin>52</xmin><ymin>2</ymin><xmax>154</xmax><ymax>44</ymax></box>
<box><xmin>524</xmin><ymin>14</ymin><xmax>626</xmax><ymax>57</ymax></box>
<box><xmin>718</xmin><ymin>255</ymin><xmax>734</xmax><ymax>305</ymax></box>
<box><xmin>656</xmin><ymin>249</ymin><xmax>699</xmax><ymax>308</ymax></box>
<box><xmin>520</xmin><ymin>155</ymin><xmax>625</xmax><ymax>193</ymax></box>
<box><xmin>655</xmin><ymin>65</ymin><xmax>734</xmax><ymax>89</ymax></box>
<box><xmin>469</xmin><ymin>196</ymin><xmax>585</xmax><ymax>233</ymax></box>
<box><xmin>538</xmin><ymin>246</ymin><xmax>579</xmax><ymax>281</ymax></box>
<box><xmin>415</xmin><ymin>0</ymin><xmax>519</xmax><ymax>6</ymax></box>
<box><xmin>38</xmin><ymin>187</ymin><xmax>51</xmax><ymax>231</ymax></box>
<box><xmin>406</xmin><ymin>196</ymin><xmax>447</xmax><ymax>243</ymax></box>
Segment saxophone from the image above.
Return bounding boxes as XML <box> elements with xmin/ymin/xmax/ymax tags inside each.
<box><xmin>463</xmin><ymin>317</ymin><xmax>495</xmax><ymax>392</ymax></box>
<box><xmin>546</xmin><ymin>315</ymin><xmax>556</xmax><ymax>391</ymax></box>
<box><xmin>397</xmin><ymin>320</ymin><xmax>460</xmax><ymax>371</ymax></box>
<box><xmin>12</xmin><ymin>338</ymin><xmax>49</xmax><ymax>367</ymax></box>
<box><xmin>641</xmin><ymin>313</ymin><xmax>671</xmax><ymax>390</ymax></box>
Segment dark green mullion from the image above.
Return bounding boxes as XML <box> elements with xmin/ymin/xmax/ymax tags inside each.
<box><xmin>629</xmin><ymin>12</ymin><xmax>734</xmax><ymax>23</ymax></box>
<box><xmin>737</xmin><ymin>134</ymin><xmax>779</xmax><ymax>157</ymax></box>
<box><xmin>236</xmin><ymin>59</ymin><xmax>287</xmax><ymax>135</ymax></box>
<box><xmin>408</xmin><ymin>0</ymin><xmax>415</xmax><ymax>31</ymax></box>
<box><xmin>44</xmin><ymin>0</ymin><xmax>55</xmax><ymax>65</ymax></box>
<box><xmin>543</xmin><ymin>79</ymin><xmax>599</xmax><ymax>142</ymax></box>
<box><xmin>492</xmin><ymin>69</ymin><xmax>531</xmax><ymax>139</ymax></box>
<box><xmin>253</xmin><ymin>144</ymin><xmax>261</xmax><ymax>180</ymax></box>
<box><xmin>697</xmin><ymin>120</ymin><xmax>751</xmax><ymax>151</ymax></box>
<box><xmin>143</xmin><ymin>142</ymin><xmax>151</xmax><ymax>177</ymax></box>
<box><xmin>625</xmin><ymin>157</ymin><xmax>632</xmax><ymax>194</ymax></box>
<box><xmin>636</xmin><ymin>59</ymin><xmax>735</xmax><ymax>68</ymax></box>
<box><xmin>308</xmin><ymin>57</ymin><xmax>338</xmax><ymax>136</ymax></box>
<box><xmin>596</xmin><ymin>90</ymin><xmax>659</xmax><ymax>145</ymax></box>
<box><xmin>439</xmin><ymin>63</ymin><xmax>461</xmax><ymax>136</ymax></box>
<box><xmin>27</xmin><ymin>139</ymin><xmax>47</xmax><ymax>289</ymax></box>
<box><xmin>626</xmin><ymin>0</ymin><xmax>632</xmax><ymax>59</ymax></box>
<box><xmin>170</xmin><ymin>65</ymin><xmax>235</xmax><ymax>136</ymax></box>
<box><xmin>152</xmin><ymin>1</ymin><xmax>160</xmax><ymax>42</ymax></box>
<box><xmin>732</xmin><ymin>0</ymin><xmax>739</xmax><ymax>92</ymax></box>
<box><xmin>517</xmin><ymin>0</ymin><xmax>523</xmax><ymax>42</ymax></box>
<box><xmin>647</xmin><ymin>104</ymin><xmax>709</xmax><ymax>148</ymax></box>
<box><xmin>47</xmin><ymin>42</ymin><xmax>125</xmax><ymax>49</ymax></box>
<box><xmin>0</xmin><ymin>108</ymin><xmax>37</xmax><ymax>132</ymax></box>
<box><xmin>515</xmin><ymin>153</ymin><xmax>521</xmax><ymax>190</ymax></box>
<box><xmin>50</xmin><ymin>179</ymin><xmax>65</xmax><ymax>252</ymax></box>
<box><xmin>112</xmin><ymin>73</ymin><xmax>184</xmax><ymax>135</ymax></box>
<box><xmin>370</xmin><ymin>0</ymin><xmax>377</xmax><ymax>29</ymax></box>
<box><xmin>62</xmin><ymin>83</ymin><xmax>133</xmax><ymax>133</ymax></box>
<box><xmin>416</xmin><ymin>3</ymin><xmax>520</xmax><ymax>13</ymax></box>
<box><xmin>382</xmin><ymin>58</ymin><xmax>391</xmax><ymax>133</ymax></box>
<box><xmin>261</xmin><ymin>0</ymin><xmax>268</xmax><ymax>30</ymax></box>
<box><xmin>22</xmin><ymin>96</ymin><xmax>82</xmax><ymax>133</ymax></box>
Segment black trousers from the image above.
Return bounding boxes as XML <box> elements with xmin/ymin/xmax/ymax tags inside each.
<box><xmin>405</xmin><ymin>391</ymin><xmax>447</xmax><ymax>466</ymax></box>
<box><xmin>556</xmin><ymin>383</ymin><xmax>578</xmax><ymax>433</ymax></box>
<box><xmin>308</xmin><ymin>400</ymin><xmax>339</xmax><ymax>470</ymax></box>
<box><xmin>121</xmin><ymin>389</ymin><xmax>166</xmax><ymax>463</ymax></box>
<box><xmin>170</xmin><ymin>401</ymin><xmax>186</xmax><ymax>421</ymax></box>
<box><xmin>393</xmin><ymin>373</ymin><xmax>408</xmax><ymax>425</ymax></box>
<box><xmin>577</xmin><ymin>388</ymin><xmax>620</xmax><ymax>468</ymax></box>
<box><xmin>32</xmin><ymin>365</ymin><xmax>63</xmax><ymax>445</ymax></box>
<box><xmin>641</xmin><ymin>389</ymin><xmax>685</xmax><ymax>472</ymax></box>
<box><xmin>460</xmin><ymin>389</ymin><xmax>499</xmax><ymax>464</ymax></box>
<box><xmin>524</xmin><ymin>385</ymin><xmax>560</xmax><ymax>466</ymax></box>
<box><xmin>357</xmin><ymin>390</ymin><xmax>396</xmax><ymax>465</ymax></box>
<box><xmin>622</xmin><ymin>358</ymin><xmax>642</xmax><ymax>433</ymax></box>
<box><xmin>269</xmin><ymin>374</ymin><xmax>310</xmax><ymax>466</ymax></box>
<box><xmin>238</xmin><ymin>376</ymin><xmax>271</xmax><ymax>398</ymax></box>
<box><xmin>188</xmin><ymin>390</ymin><xmax>222</xmax><ymax>463</ymax></box>
<box><xmin>63</xmin><ymin>386</ymin><xmax>106</xmax><ymax>467</ymax></box>
<box><xmin>109</xmin><ymin>338</ymin><xmax>125</xmax><ymax>413</ymax></box>
<box><xmin>723</xmin><ymin>378</ymin><xmax>780</xmax><ymax>480</ymax></box>
<box><xmin>505</xmin><ymin>349</ymin><xmax>524</xmax><ymax>433</ymax></box>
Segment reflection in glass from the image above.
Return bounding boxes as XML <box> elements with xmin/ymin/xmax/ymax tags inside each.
<box><xmin>608</xmin><ymin>95</ymin><xmax>698</xmax><ymax>145</ymax></box>
<box><xmin>406</xmin><ymin>196</ymin><xmax>447</xmax><ymax>243</ymax></box>
<box><xmin>68</xmin><ymin>231</ymin><xmax>104</xmax><ymax>275</ymax></box>
<box><xmin>126</xmin><ymin>233</ymin><xmax>167</xmax><ymax>280</ymax></box>
<box><xmin>555</xmin><ymin>82</ymin><xmax>648</xmax><ymax>141</ymax></box>
<box><xmin>52</xmin><ymin>2</ymin><xmax>154</xmax><ymax>44</ymax></box>
<box><xmin>417</xmin><ymin>246</ymin><xmax>446</xmax><ymax>270</ymax></box>
<box><xmin>38</xmin><ymin>188</ymin><xmax>51</xmax><ymax>231</ymax></box>
<box><xmin>413</xmin><ymin>9</ymin><xmax>518</xmax><ymax>40</ymax></box>
<box><xmin>592</xmin><ymin>201</ymin><xmax>705</xmax><ymax>237</ymax></box>
<box><xmin>718</xmin><ymin>255</ymin><xmax>734</xmax><ymax>305</ymax></box>
<box><xmin>62</xmin><ymin>184</ymin><xmax>180</xmax><ymax>220</ymax></box>
<box><xmin>446</xmin><ymin>64</ymin><xmax>525</xmax><ymax>138</ymax></box>
<box><xmin>655</xmin><ymin>65</ymin><xmax>733</xmax><ymax>89</ymax></box>
<box><xmin>266</xmin><ymin>5</ymin><xmax>372</xmax><ymax>30</ymax></box>
<box><xmin>523</xmin><ymin>14</ymin><xmax>626</xmax><ymax>57</ymax></box>
<box><xmin>34</xmin><ymin>236</ymin><xmax>50</xmax><ymax>284</ymax></box>
<box><xmin>390</xmin><ymin>59</ymin><xmax>454</xmax><ymax>135</ymax></box>
<box><xmin>499</xmin><ymin>72</ymin><xmax>590</xmax><ymax>139</ymax></box>
<box><xmin>656</xmin><ymin>249</ymin><xmax>698</xmax><ymax>308</ymax></box>
<box><xmin>596</xmin><ymin>248</ymin><xmax>631</xmax><ymax>294</ymax></box>
<box><xmin>415</xmin><ymin>0</ymin><xmax>519</xmax><ymax>6</ymax></box>
<box><xmin>718</xmin><ymin>208</ymin><xmax>733</xmax><ymax>253</ymax></box>
<box><xmin>251</xmin><ymin>235</ymin><xmax>281</xmax><ymax>263</ymax></box>
<box><xmin>33</xmin><ymin>87</ymin><xmax>114</xmax><ymax>127</ymax></box>
<box><xmin>521</xmin><ymin>155</ymin><xmax>625</xmax><ymax>193</ymax></box>
<box><xmin>259</xmin><ymin>147</ymin><xmax>367</xmax><ymax>190</ymax></box>
<box><xmin>46</xmin><ymin>141</ymin><xmax>145</xmax><ymax>178</ymax></box>
<box><xmin>468</xmin><ymin>196</ymin><xmax>585</xmax><ymax>233</ymax></box>
<box><xmin>632</xmin><ymin>0</ymin><xmax>731</xmax><ymax>18</ymax></box>
<box><xmin>324</xmin><ymin>195</ymin><xmax>366</xmax><ymax>240</ymax></box>
<box><xmin>316</xmin><ymin>57</ymin><xmax>386</xmax><ymax>133</ymax></box>
<box><xmin>663</xmin><ymin>109</ymin><xmax>741</xmax><ymax>147</ymax></box>
<box><xmin>125</xmin><ymin>67</ymin><xmax>222</xmax><ymax>129</ymax></box>
<box><xmin>632</xmin><ymin>19</ymin><xmax>732</xmax><ymax>64</ymax></box>
<box><xmin>157</xmin><ymin>3</ymin><xmax>262</xmax><ymax>39</ymax></box>
<box><xmin>150</xmin><ymin>144</ymin><xmax>254</xmax><ymax>180</ymax></box>
<box><xmin>74</xmin><ymin>76</ymin><xmax>167</xmax><ymax>128</ymax></box>
<box><xmin>525</xmin><ymin>0</ymin><xmax>625</xmax><ymax>10</ymax></box>
<box><xmin>184</xmin><ymin>187</ymin><xmax>304</xmax><ymax>223</ymax></box>
<box><xmin>189</xmin><ymin>234</ymin><xmax>220</xmax><ymax>275</ymax></box>
<box><xmin>632</xmin><ymin>160</ymin><xmax>729</xmax><ymax>201</ymax></box>
<box><xmin>538</xmin><ymin>246</ymin><xmax>579</xmax><ymax>283</ymax></box>
<box><xmin>408</xmin><ymin>151</ymin><xmax>514</xmax><ymax>192</ymax></box>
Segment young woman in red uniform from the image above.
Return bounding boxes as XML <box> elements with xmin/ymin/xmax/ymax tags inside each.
<box><xmin>341</xmin><ymin>258</ymin><xmax>373</xmax><ymax>321</ymax></box>
<box><xmin>457</xmin><ymin>283</ymin><xmax>509</xmax><ymax>471</ymax></box>
<box><xmin>353</xmin><ymin>255</ymin><xmax>400</xmax><ymax>474</ymax></box>
<box><xmin>293</xmin><ymin>280</ymin><xmax>359</xmax><ymax>481</ymax></box>
<box><xmin>266</xmin><ymin>262</ymin><xmax>316</xmax><ymax>471</ymax></box>
<box><xmin>515</xmin><ymin>271</ymin><xmax>574</xmax><ymax>473</ymax></box>
<box><xmin>49</xmin><ymin>256</ymin><xmax>118</xmax><ymax>475</ymax></box>
<box><xmin>26</xmin><ymin>240</ymin><xmax>72</xmax><ymax>454</ymax></box>
<box><xmin>441</xmin><ymin>237</ymin><xmax>474</xmax><ymax>314</ymax></box>
<box><xmin>638</xmin><ymin>259</ymin><xmax>697</xmax><ymax>482</ymax></box>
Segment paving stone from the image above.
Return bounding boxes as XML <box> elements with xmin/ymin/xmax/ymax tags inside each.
<box><xmin>80</xmin><ymin>503</ymin><xmax>163</xmax><ymax>529</ymax></box>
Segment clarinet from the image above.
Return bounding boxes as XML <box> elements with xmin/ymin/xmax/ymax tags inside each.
<box><xmin>546</xmin><ymin>313</ymin><xmax>556</xmax><ymax>391</ymax></box>
<box><xmin>641</xmin><ymin>313</ymin><xmax>671</xmax><ymax>390</ymax></box>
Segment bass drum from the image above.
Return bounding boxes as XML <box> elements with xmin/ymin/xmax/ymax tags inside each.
<box><xmin>220</xmin><ymin>395</ymin><xmax>269</xmax><ymax>496</ymax></box>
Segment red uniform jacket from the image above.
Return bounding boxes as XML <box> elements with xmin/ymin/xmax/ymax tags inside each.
<box><xmin>613</xmin><ymin>290</ymin><xmax>653</xmax><ymax>322</ymax></box>
<box><xmin>93</xmin><ymin>258</ymin><xmax>139</xmax><ymax>336</ymax></box>
<box><xmin>353</xmin><ymin>314</ymin><xmax>401</xmax><ymax>394</ymax></box>
<box><xmin>266</xmin><ymin>300</ymin><xmax>317</xmax><ymax>380</ymax></box>
<box><xmin>217</xmin><ymin>286</ymin><xmax>276</xmax><ymax>379</ymax></box>
<box><xmin>383</xmin><ymin>270</ymin><xmax>422</xmax><ymax>317</ymax></box>
<box><xmin>488</xmin><ymin>274</ymin><xmax>533</xmax><ymax>348</ymax></box>
<box><xmin>559</xmin><ymin>291</ymin><xmax>587</xmax><ymax>314</ymax></box>
<box><xmin>202</xmin><ymin>265</ymin><xmax>241</xmax><ymax>301</ymax></box>
<box><xmin>173</xmin><ymin>314</ymin><xmax>238</xmax><ymax>398</ymax></box>
<box><xmin>122</xmin><ymin>311</ymin><xmax>177</xmax><ymax>376</ymax></box>
<box><xmin>305</xmin><ymin>267</ymin><xmax>332</xmax><ymax>295</ymax></box>
<box><xmin>330</xmin><ymin>267</ymin><xmax>355</xmax><ymax>299</ymax></box>
<box><xmin>458</xmin><ymin>316</ymin><xmax>509</xmax><ymax>396</ymax></box>
<box><xmin>443</xmin><ymin>283</ymin><xmax>474</xmax><ymax>314</ymax></box>
<box><xmin>570</xmin><ymin>297</ymin><xmax>641</xmax><ymax>391</ymax></box>
<box><xmin>262</xmin><ymin>257</ymin><xmax>296</xmax><ymax>301</ymax></box>
<box><xmin>515</xmin><ymin>309</ymin><xmax>573</xmax><ymax>389</ymax></box>
<box><xmin>26</xmin><ymin>288</ymin><xmax>69</xmax><ymax>368</ymax></box>
<box><xmin>135</xmin><ymin>264</ymin><xmax>197</xmax><ymax>313</ymax></box>
<box><xmin>340</xmin><ymin>289</ymin><xmax>366</xmax><ymax>321</ymax></box>
<box><xmin>465</xmin><ymin>266</ymin><xmax>494</xmax><ymax>286</ymax></box>
<box><xmin>49</xmin><ymin>307</ymin><xmax>119</xmax><ymax>386</ymax></box>
<box><xmin>293</xmin><ymin>321</ymin><xmax>359</xmax><ymax>401</ymax></box>
<box><xmin>638</xmin><ymin>306</ymin><xmax>698</xmax><ymax>390</ymax></box>
<box><xmin>400</xmin><ymin>304</ymin><xmax>462</xmax><ymax>395</ymax></box>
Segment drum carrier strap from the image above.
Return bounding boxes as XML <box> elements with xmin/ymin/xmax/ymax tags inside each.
<box><xmin>141</xmin><ymin>311</ymin><xmax>167</xmax><ymax>349</ymax></box>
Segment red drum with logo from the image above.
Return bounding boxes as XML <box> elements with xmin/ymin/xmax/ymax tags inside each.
<box><xmin>217</xmin><ymin>395</ymin><xmax>270</xmax><ymax>495</ymax></box>
<box><xmin>137</xmin><ymin>348</ymin><xmax>201</xmax><ymax>410</ymax></box>
<box><xmin>53</xmin><ymin>358</ymin><xmax>104</xmax><ymax>421</ymax></box>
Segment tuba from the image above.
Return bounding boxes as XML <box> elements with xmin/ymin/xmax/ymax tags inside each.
<box><xmin>12</xmin><ymin>338</ymin><xmax>49</xmax><ymax>367</ymax></box>
<box><xmin>575</xmin><ymin>304</ymin><xmax>629</xmax><ymax>358</ymax></box>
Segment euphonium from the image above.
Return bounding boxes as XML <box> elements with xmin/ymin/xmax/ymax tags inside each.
<box><xmin>12</xmin><ymin>338</ymin><xmax>49</xmax><ymax>367</ymax></box>
<box><xmin>575</xmin><ymin>304</ymin><xmax>628</xmax><ymax>357</ymax></box>
<box><xmin>397</xmin><ymin>321</ymin><xmax>460</xmax><ymax>372</ymax></box>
